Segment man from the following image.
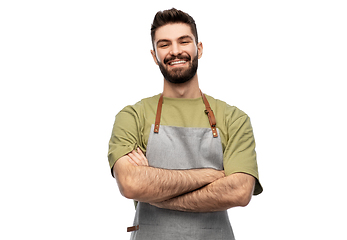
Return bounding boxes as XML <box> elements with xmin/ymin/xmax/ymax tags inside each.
<box><xmin>108</xmin><ymin>8</ymin><xmax>263</xmax><ymax>240</ymax></box>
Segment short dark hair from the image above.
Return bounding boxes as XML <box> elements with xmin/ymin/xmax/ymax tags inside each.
<box><xmin>151</xmin><ymin>8</ymin><xmax>198</xmax><ymax>49</ymax></box>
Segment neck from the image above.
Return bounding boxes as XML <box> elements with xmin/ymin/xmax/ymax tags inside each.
<box><xmin>162</xmin><ymin>74</ymin><xmax>201</xmax><ymax>98</ymax></box>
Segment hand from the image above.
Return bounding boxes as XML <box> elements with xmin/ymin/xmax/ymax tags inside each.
<box><xmin>219</xmin><ymin>170</ymin><xmax>226</xmax><ymax>179</ymax></box>
<box><xmin>127</xmin><ymin>148</ymin><xmax>149</xmax><ymax>167</ymax></box>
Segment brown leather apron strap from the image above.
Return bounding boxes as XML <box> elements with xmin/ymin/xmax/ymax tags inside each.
<box><xmin>127</xmin><ymin>225</ymin><xmax>139</xmax><ymax>232</ymax></box>
<box><xmin>201</xmin><ymin>93</ymin><xmax>218</xmax><ymax>138</ymax></box>
<box><xmin>153</xmin><ymin>91</ymin><xmax>218</xmax><ymax>138</ymax></box>
<box><xmin>154</xmin><ymin>94</ymin><xmax>163</xmax><ymax>133</ymax></box>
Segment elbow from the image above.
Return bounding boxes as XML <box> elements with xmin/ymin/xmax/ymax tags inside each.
<box><xmin>237</xmin><ymin>190</ymin><xmax>253</xmax><ymax>207</ymax></box>
<box><xmin>236</xmin><ymin>176</ymin><xmax>256</xmax><ymax>207</ymax></box>
<box><xmin>118</xmin><ymin>178</ymin><xmax>139</xmax><ymax>200</ymax></box>
<box><xmin>121</xmin><ymin>187</ymin><xmax>136</xmax><ymax>200</ymax></box>
<box><xmin>238</xmin><ymin>195</ymin><xmax>252</xmax><ymax>207</ymax></box>
<box><xmin>113</xmin><ymin>161</ymin><xmax>142</xmax><ymax>200</ymax></box>
<box><xmin>114</xmin><ymin>170</ymin><xmax>139</xmax><ymax>200</ymax></box>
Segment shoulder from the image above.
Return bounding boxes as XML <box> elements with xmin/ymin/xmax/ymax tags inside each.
<box><xmin>205</xmin><ymin>94</ymin><xmax>249</xmax><ymax>124</ymax></box>
<box><xmin>118</xmin><ymin>94</ymin><xmax>161</xmax><ymax>117</ymax></box>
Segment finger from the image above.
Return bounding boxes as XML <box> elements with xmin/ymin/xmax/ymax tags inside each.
<box><xmin>136</xmin><ymin>148</ymin><xmax>146</xmax><ymax>164</ymax></box>
<box><xmin>130</xmin><ymin>150</ymin><xmax>143</xmax><ymax>164</ymax></box>
<box><xmin>127</xmin><ymin>155</ymin><xmax>138</xmax><ymax>166</ymax></box>
<box><xmin>137</xmin><ymin>148</ymin><xmax>149</xmax><ymax>166</ymax></box>
<box><xmin>132</xmin><ymin>149</ymin><xmax>147</xmax><ymax>166</ymax></box>
<box><xmin>131</xmin><ymin>149</ymin><xmax>142</xmax><ymax>159</ymax></box>
<box><xmin>137</xmin><ymin>147</ymin><xmax>145</xmax><ymax>157</ymax></box>
<box><xmin>128</xmin><ymin>152</ymin><xmax>142</xmax><ymax>166</ymax></box>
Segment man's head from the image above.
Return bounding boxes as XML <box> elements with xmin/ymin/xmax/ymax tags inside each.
<box><xmin>151</xmin><ymin>8</ymin><xmax>198</xmax><ymax>48</ymax></box>
<box><xmin>150</xmin><ymin>8</ymin><xmax>203</xmax><ymax>84</ymax></box>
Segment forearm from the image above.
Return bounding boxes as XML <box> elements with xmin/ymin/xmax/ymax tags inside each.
<box><xmin>127</xmin><ymin>166</ymin><xmax>222</xmax><ymax>203</ymax></box>
<box><xmin>151</xmin><ymin>173</ymin><xmax>255</xmax><ymax>212</ymax></box>
<box><xmin>114</xmin><ymin>155</ymin><xmax>224</xmax><ymax>203</ymax></box>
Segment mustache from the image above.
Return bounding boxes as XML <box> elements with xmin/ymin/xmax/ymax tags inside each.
<box><xmin>164</xmin><ymin>54</ymin><xmax>191</xmax><ymax>64</ymax></box>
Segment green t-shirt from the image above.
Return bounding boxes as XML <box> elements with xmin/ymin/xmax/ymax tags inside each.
<box><xmin>108</xmin><ymin>94</ymin><xmax>263</xmax><ymax>195</ymax></box>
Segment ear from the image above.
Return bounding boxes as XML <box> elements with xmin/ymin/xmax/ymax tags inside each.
<box><xmin>197</xmin><ymin>42</ymin><xmax>203</xmax><ymax>59</ymax></box>
<box><xmin>150</xmin><ymin>50</ymin><xmax>159</xmax><ymax>65</ymax></box>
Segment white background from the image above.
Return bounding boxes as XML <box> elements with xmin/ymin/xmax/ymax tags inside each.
<box><xmin>1</xmin><ymin>0</ymin><xmax>346</xmax><ymax>239</ymax></box>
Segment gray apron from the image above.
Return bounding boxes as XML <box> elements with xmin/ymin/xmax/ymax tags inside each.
<box><xmin>129</xmin><ymin>93</ymin><xmax>235</xmax><ymax>240</ymax></box>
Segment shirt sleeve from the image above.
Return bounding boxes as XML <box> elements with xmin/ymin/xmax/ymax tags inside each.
<box><xmin>108</xmin><ymin>104</ymin><xmax>143</xmax><ymax>176</ymax></box>
<box><xmin>223</xmin><ymin>106</ymin><xmax>263</xmax><ymax>195</ymax></box>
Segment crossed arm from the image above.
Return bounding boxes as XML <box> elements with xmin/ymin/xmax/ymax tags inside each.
<box><xmin>113</xmin><ymin>148</ymin><xmax>255</xmax><ymax>212</ymax></box>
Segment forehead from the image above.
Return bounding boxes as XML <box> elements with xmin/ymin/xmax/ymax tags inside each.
<box><xmin>154</xmin><ymin>23</ymin><xmax>195</xmax><ymax>43</ymax></box>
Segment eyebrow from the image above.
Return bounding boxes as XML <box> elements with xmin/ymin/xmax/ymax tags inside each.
<box><xmin>178</xmin><ymin>35</ymin><xmax>194</xmax><ymax>41</ymax></box>
<box><xmin>156</xmin><ymin>35</ymin><xmax>194</xmax><ymax>46</ymax></box>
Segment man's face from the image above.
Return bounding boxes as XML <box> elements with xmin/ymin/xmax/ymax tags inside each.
<box><xmin>151</xmin><ymin>23</ymin><xmax>203</xmax><ymax>84</ymax></box>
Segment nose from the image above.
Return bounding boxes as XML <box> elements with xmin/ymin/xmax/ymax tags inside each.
<box><xmin>169</xmin><ymin>42</ymin><xmax>182</xmax><ymax>56</ymax></box>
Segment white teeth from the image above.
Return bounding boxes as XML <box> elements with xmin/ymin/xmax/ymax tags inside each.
<box><xmin>169</xmin><ymin>60</ymin><xmax>186</xmax><ymax>65</ymax></box>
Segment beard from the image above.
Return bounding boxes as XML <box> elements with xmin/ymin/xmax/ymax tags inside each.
<box><xmin>157</xmin><ymin>53</ymin><xmax>199</xmax><ymax>84</ymax></box>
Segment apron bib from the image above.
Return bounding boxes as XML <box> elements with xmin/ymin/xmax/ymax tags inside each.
<box><xmin>130</xmin><ymin>93</ymin><xmax>235</xmax><ymax>240</ymax></box>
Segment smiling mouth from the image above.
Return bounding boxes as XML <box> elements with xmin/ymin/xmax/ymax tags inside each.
<box><xmin>168</xmin><ymin>60</ymin><xmax>188</xmax><ymax>66</ymax></box>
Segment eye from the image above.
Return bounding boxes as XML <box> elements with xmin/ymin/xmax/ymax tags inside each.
<box><xmin>158</xmin><ymin>43</ymin><xmax>170</xmax><ymax>49</ymax></box>
<box><xmin>180</xmin><ymin>39</ymin><xmax>192</xmax><ymax>45</ymax></box>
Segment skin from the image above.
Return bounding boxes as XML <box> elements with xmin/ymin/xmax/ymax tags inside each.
<box><xmin>113</xmin><ymin>23</ymin><xmax>256</xmax><ymax>212</ymax></box>
<box><xmin>114</xmin><ymin>148</ymin><xmax>225</xmax><ymax>203</ymax></box>
<box><xmin>150</xmin><ymin>23</ymin><xmax>203</xmax><ymax>98</ymax></box>
<box><xmin>124</xmin><ymin>148</ymin><xmax>255</xmax><ymax>212</ymax></box>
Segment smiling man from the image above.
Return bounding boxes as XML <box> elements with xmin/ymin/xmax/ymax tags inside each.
<box><xmin>152</xmin><ymin>24</ymin><xmax>200</xmax><ymax>85</ymax></box>
<box><xmin>108</xmin><ymin>8</ymin><xmax>263</xmax><ymax>240</ymax></box>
